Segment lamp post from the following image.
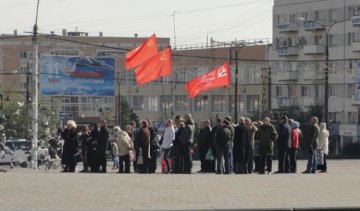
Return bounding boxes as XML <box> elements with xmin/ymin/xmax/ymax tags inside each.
<box><xmin>298</xmin><ymin>17</ymin><xmax>349</xmax><ymax>124</ymax></box>
<box><xmin>211</xmin><ymin>39</ymin><xmax>263</xmax><ymax>122</ymax></box>
<box><xmin>32</xmin><ymin>0</ymin><xmax>40</xmax><ymax>169</ymax></box>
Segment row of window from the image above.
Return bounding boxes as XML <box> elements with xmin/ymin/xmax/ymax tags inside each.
<box><xmin>128</xmin><ymin>95</ymin><xmax>259</xmax><ymax>113</ymax></box>
<box><xmin>275</xmin><ymin>85</ymin><xmax>355</xmax><ymax>98</ymax></box>
<box><xmin>276</xmin><ymin>5</ymin><xmax>360</xmax><ymax>24</ymax></box>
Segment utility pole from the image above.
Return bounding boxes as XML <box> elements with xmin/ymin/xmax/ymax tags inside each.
<box><xmin>31</xmin><ymin>0</ymin><xmax>40</xmax><ymax>169</ymax></box>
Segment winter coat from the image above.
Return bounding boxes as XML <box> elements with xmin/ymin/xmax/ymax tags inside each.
<box><xmin>307</xmin><ymin>123</ymin><xmax>320</xmax><ymax>149</ymax></box>
<box><xmin>318</xmin><ymin>123</ymin><xmax>329</xmax><ymax>154</ymax></box>
<box><xmin>61</xmin><ymin>128</ymin><xmax>79</xmax><ymax>165</ymax></box>
<box><xmin>255</xmin><ymin>124</ymin><xmax>278</xmax><ymax>155</ymax></box>
<box><xmin>291</xmin><ymin>121</ymin><xmax>300</xmax><ymax>149</ymax></box>
<box><xmin>215</xmin><ymin>125</ymin><xmax>232</xmax><ymax>149</ymax></box>
<box><xmin>197</xmin><ymin>126</ymin><xmax>212</xmax><ymax>150</ymax></box>
<box><xmin>248</xmin><ymin>124</ymin><xmax>257</xmax><ymax>146</ymax></box>
<box><xmin>179</xmin><ymin>119</ymin><xmax>195</xmax><ymax>144</ymax></box>
<box><xmin>277</xmin><ymin>122</ymin><xmax>291</xmax><ymax>149</ymax></box>
<box><xmin>228</xmin><ymin>123</ymin><xmax>235</xmax><ymax>143</ymax></box>
<box><xmin>98</xmin><ymin>126</ymin><xmax>109</xmax><ymax>152</ymax></box>
<box><xmin>115</xmin><ymin>130</ymin><xmax>132</xmax><ymax>156</ymax></box>
<box><xmin>161</xmin><ymin>126</ymin><xmax>175</xmax><ymax>149</ymax></box>
<box><xmin>234</xmin><ymin>123</ymin><xmax>251</xmax><ymax>161</ymax></box>
<box><xmin>135</xmin><ymin>126</ymin><xmax>151</xmax><ymax>161</ymax></box>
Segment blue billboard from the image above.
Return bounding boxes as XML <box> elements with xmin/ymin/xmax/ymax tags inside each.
<box><xmin>40</xmin><ymin>56</ymin><xmax>115</xmax><ymax>96</ymax></box>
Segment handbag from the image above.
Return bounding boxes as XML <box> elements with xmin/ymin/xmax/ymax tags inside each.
<box><xmin>315</xmin><ymin>149</ymin><xmax>324</xmax><ymax>165</ymax></box>
<box><xmin>73</xmin><ymin>152</ymin><xmax>82</xmax><ymax>164</ymax></box>
<box><xmin>205</xmin><ymin>148</ymin><xmax>214</xmax><ymax>161</ymax></box>
<box><xmin>129</xmin><ymin>150</ymin><xmax>136</xmax><ymax>162</ymax></box>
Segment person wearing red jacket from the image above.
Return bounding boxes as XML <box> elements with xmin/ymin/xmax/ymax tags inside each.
<box><xmin>289</xmin><ymin>119</ymin><xmax>301</xmax><ymax>173</ymax></box>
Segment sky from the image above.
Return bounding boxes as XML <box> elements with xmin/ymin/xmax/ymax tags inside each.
<box><xmin>0</xmin><ymin>0</ymin><xmax>273</xmax><ymax>46</ymax></box>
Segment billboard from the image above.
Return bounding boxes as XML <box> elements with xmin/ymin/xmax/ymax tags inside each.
<box><xmin>40</xmin><ymin>56</ymin><xmax>115</xmax><ymax>96</ymax></box>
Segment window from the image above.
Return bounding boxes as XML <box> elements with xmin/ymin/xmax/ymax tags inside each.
<box><xmin>315</xmin><ymin>10</ymin><xmax>319</xmax><ymax>21</ymax></box>
<box><xmin>348</xmin><ymin>84</ymin><xmax>355</xmax><ymax>97</ymax></box>
<box><xmin>288</xmin><ymin>86</ymin><xmax>293</xmax><ymax>97</ymax></box>
<box><xmin>315</xmin><ymin>85</ymin><xmax>319</xmax><ymax>98</ymax></box>
<box><xmin>20</xmin><ymin>52</ymin><xmax>27</xmax><ymax>58</ymax></box>
<box><xmin>348</xmin><ymin>32</ymin><xmax>353</xmax><ymax>46</ymax></box>
<box><xmin>229</xmin><ymin>95</ymin><xmax>245</xmax><ymax>113</ymax></box>
<box><xmin>159</xmin><ymin>95</ymin><xmax>172</xmax><ymax>112</ymax></box>
<box><xmin>328</xmin><ymin>112</ymin><xmax>338</xmax><ymax>122</ymax></box>
<box><xmin>276</xmin><ymin>86</ymin><xmax>283</xmax><ymax>97</ymax></box>
<box><xmin>146</xmin><ymin>96</ymin><xmax>158</xmax><ymax>111</ymax></box>
<box><xmin>329</xmin><ymin>35</ymin><xmax>334</xmax><ymax>46</ymax></box>
<box><xmin>194</xmin><ymin>95</ymin><xmax>209</xmax><ymax>112</ymax></box>
<box><xmin>289</xmin><ymin>14</ymin><xmax>295</xmax><ymax>23</ymax></box>
<box><xmin>132</xmin><ymin>96</ymin><xmax>144</xmax><ymax>111</ymax></box>
<box><xmin>348</xmin><ymin>112</ymin><xmax>356</xmax><ymax>124</ymax></box>
<box><xmin>175</xmin><ymin>95</ymin><xmax>189</xmax><ymax>112</ymax></box>
<box><xmin>211</xmin><ymin>95</ymin><xmax>225</xmax><ymax>112</ymax></box>
<box><xmin>349</xmin><ymin>7</ymin><xmax>353</xmax><ymax>19</ymax></box>
<box><xmin>302</xmin><ymin>12</ymin><xmax>308</xmax><ymax>20</ymax></box>
<box><xmin>329</xmin><ymin>9</ymin><xmax>333</xmax><ymax>22</ymax></box>
<box><xmin>301</xmin><ymin>86</ymin><xmax>308</xmax><ymax>97</ymax></box>
<box><xmin>246</xmin><ymin>95</ymin><xmax>259</xmax><ymax>113</ymax></box>
<box><xmin>329</xmin><ymin>85</ymin><xmax>336</xmax><ymax>97</ymax></box>
<box><xmin>276</xmin><ymin>15</ymin><xmax>280</xmax><ymax>24</ymax></box>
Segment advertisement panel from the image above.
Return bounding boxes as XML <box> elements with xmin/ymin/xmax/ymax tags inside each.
<box><xmin>40</xmin><ymin>56</ymin><xmax>115</xmax><ymax>96</ymax></box>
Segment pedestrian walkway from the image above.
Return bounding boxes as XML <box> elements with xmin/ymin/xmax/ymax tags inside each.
<box><xmin>1</xmin><ymin>160</ymin><xmax>360</xmax><ymax>210</ymax></box>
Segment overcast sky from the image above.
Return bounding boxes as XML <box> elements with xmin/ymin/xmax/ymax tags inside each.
<box><xmin>0</xmin><ymin>0</ymin><xmax>273</xmax><ymax>46</ymax></box>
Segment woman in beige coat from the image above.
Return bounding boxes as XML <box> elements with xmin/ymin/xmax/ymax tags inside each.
<box><xmin>318</xmin><ymin>123</ymin><xmax>329</xmax><ymax>173</ymax></box>
<box><xmin>114</xmin><ymin>126</ymin><xmax>133</xmax><ymax>173</ymax></box>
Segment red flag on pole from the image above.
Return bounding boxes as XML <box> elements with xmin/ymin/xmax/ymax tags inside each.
<box><xmin>135</xmin><ymin>48</ymin><xmax>172</xmax><ymax>85</ymax></box>
<box><xmin>186</xmin><ymin>63</ymin><xmax>231</xmax><ymax>97</ymax></box>
<box><xmin>125</xmin><ymin>34</ymin><xmax>158</xmax><ymax>70</ymax></box>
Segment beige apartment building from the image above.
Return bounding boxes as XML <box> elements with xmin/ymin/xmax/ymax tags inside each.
<box><xmin>270</xmin><ymin>0</ymin><xmax>360</xmax><ymax>124</ymax></box>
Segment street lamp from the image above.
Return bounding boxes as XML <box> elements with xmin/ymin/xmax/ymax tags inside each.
<box><xmin>298</xmin><ymin>17</ymin><xmax>349</xmax><ymax>124</ymax></box>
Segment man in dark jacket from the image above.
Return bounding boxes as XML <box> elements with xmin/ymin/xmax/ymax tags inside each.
<box><xmin>197</xmin><ymin>120</ymin><xmax>212</xmax><ymax>172</ymax></box>
<box><xmin>179</xmin><ymin>113</ymin><xmax>195</xmax><ymax>174</ymax></box>
<box><xmin>303</xmin><ymin>116</ymin><xmax>320</xmax><ymax>174</ymax></box>
<box><xmin>97</xmin><ymin>119</ymin><xmax>109</xmax><ymax>173</ymax></box>
<box><xmin>215</xmin><ymin>119</ymin><xmax>232</xmax><ymax>174</ymax></box>
<box><xmin>233</xmin><ymin>117</ymin><xmax>250</xmax><ymax>174</ymax></box>
<box><xmin>256</xmin><ymin>117</ymin><xmax>278</xmax><ymax>174</ymax></box>
<box><xmin>147</xmin><ymin>119</ymin><xmax>160</xmax><ymax>173</ymax></box>
<box><xmin>276</xmin><ymin>115</ymin><xmax>291</xmax><ymax>174</ymax></box>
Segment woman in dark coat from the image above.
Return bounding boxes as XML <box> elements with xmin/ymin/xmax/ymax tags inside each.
<box><xmin>135</xmin><ymin>120</ymin><xmax>151</xmax><ymax>173</ymax></box>
<box><xmin>173</xmin><ymin>121</ymin><xmax>185</xmax><ymax>174</ymax></box>
<box><xmin>61</xmin><ymin>120</ymin><xmax>79</xmax><ymax>172</ymax></box>
<box><xmin>88</xmin><ymin>123</ymin><xmax>99</xmax><ymax>172</ymax></box>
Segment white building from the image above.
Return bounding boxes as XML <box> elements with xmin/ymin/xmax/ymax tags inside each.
<box><xmin>270</xmin><ymin>0</ymin><xmax>360</xmax><ymax>124</ymax></box>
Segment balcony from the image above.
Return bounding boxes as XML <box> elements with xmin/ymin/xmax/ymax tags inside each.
<box><xmin>277</xmin><ymin>46</ymin><xmax>298</xmax><ymax>57</ymax></box>
<box><xmin>303</xmin><ymin>45</ymin><xmax>325</xmax><ymax>55</ymax></box>
<box><xmin>277</xmin><ymin>23</ymin><xmax>298</xmax><ymax>33</ymax></box>
<box><xmin>277</xmin><ymin>97</ymin><xmax>299</xmax><ymax>108</ymax></box>
<box><xmin>352</xmin><ymin>15</ymin><xmax>360</xmax><ymax>26</ymax></box>
<box><xmin>353</xmin><ymin>42</ymin><xmax>360</xmax><ymax>52</ymax></box>
<box><xmin>278</xmin><ymin>71</ymin><xmax>298</xmax><ymax>82</ymax></box>
<box><xmin>303</xmin><ymin>21</ymin><xmax>325</xmax><ymax>31</ymax></box>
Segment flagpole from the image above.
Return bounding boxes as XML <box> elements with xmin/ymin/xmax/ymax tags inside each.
<box><xmin>172</xmin><ymin>11</ymin><xmax>177</xmax><ymax>49</ymax></box>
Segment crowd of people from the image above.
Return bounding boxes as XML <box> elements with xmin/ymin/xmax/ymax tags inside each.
<box><xmin>60</xmin><ymin>114</ymin><xmax>329</xmax><ymax>175</ymax></box>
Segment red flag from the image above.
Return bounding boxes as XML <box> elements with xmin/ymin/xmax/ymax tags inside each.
<box><xmin>135</xmin><ymin>48</ymin><xmax>172</xmax><ymax>85</ymax></box>
<box><xmin>125</xmin><ymin>34</ymin><xmax>158</xmax><ymax>70</ymax></box>
<box><xmin>186</xmin><ymin>63</ymin><xmax>231</xmax><ymax>97</ymax></box>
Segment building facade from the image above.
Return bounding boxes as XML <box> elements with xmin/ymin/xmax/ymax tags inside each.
<box><xmin>270</xmin><ymin>0</ymin><xmax>360</xmax><ymax>124</ymax></box>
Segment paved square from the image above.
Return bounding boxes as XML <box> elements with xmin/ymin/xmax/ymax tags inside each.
<box><xmin>1</xmin><ymin>160</ymin><xmax>360</xmax><ymax>210</ymax></box>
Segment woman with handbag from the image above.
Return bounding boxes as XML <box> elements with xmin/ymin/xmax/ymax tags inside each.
<box><xmin>61</xmin><ymin>120</ymin><xmax>79</xmax><ymax>172</ymax></box>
